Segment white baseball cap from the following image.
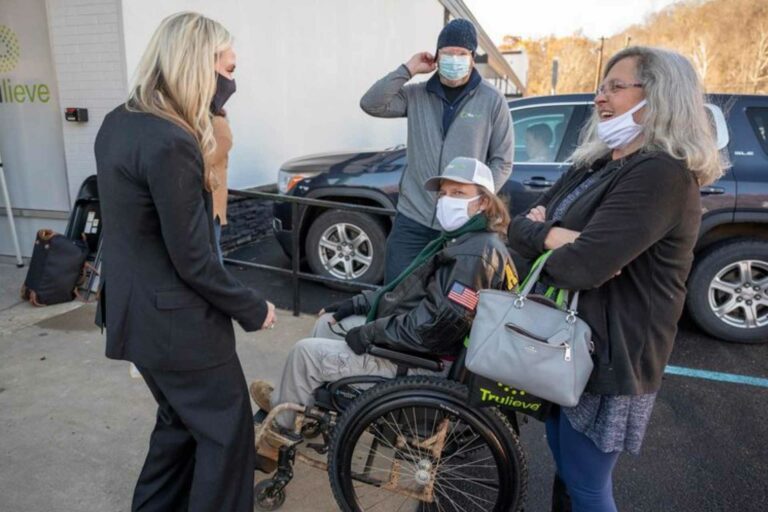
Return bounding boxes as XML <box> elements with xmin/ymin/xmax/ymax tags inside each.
<box><xmin>424</xmin><ymin>157</ymin><xmax>495</xmax><ymax>195</ymax></box>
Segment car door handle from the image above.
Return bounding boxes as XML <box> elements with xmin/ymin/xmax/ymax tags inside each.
<box><xmin>700</xmin><ymin>186</ymin><xmax>725</xmax><ymax>195</ymax></box>
<box><xmin>523</xmin><ymin>177</ymin><xmax>556</xmax><ymax>188</ymax></box>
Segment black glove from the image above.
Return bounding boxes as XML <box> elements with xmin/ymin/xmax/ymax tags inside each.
<box><xmin>324</xmin><ymin>298</ymin><xmax>356</xmax><ymax>322</ymax></box>
<box><xmin>344</xmin><ymin>326</ymin><xmax>370</xmax><ymax>355</ymax></box>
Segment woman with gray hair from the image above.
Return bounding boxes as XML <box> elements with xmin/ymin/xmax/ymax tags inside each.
<box><xmin>507</xmin><ymin>46</ymin><xmax>723</xmax><ymax>512</ymax></box>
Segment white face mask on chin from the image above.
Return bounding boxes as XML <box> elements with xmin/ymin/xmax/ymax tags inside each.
<box><xmin>436</xmin><ymin>195</ymin><xmax>481</xmax><ymax>232</ymax></box>
<box><xmin>597</xmin><ymin>99</ymin><xmax>647</xmax><ymax>149</ymax></box>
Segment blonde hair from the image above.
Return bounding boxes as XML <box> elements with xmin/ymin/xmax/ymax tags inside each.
<box><xmin>480</xmin><ymin>189</ymin><xmax>511</xmax><ymax>237</ymax></box>
<box><xmin>571</xmin><ymin>46</ymin><xmax>725</xmax><ymax>186</ymax></box>
<box><xmin>127</xmin><ymin>12</ymin><xmax>232</xmax><ymax>165</ymax></box>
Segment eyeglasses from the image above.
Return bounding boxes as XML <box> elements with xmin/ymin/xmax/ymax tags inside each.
<box><xmin>596</xmin><ymin>79</ymin><xmax>643</xmax><ymax>96</ymax></box>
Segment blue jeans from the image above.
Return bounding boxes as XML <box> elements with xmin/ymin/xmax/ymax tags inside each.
<box><xmin>546</xmin><ymin>407</ymin><xmax>621</xmax><ymax>512</ymax></box>
<box><xmin>384</xmin><ymin>213</ymin><xmax>441</xmax><ymax>284</ymax></box>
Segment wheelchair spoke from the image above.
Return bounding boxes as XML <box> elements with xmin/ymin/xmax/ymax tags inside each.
<box><xmin>438</xmin><ymin>475</ymin><xmax>500</xmax><ymax>491</ymax></box>
<box><xmin>435</xmin><ymin>477</ymin><xmax>496</xmax><ymax>508</ymax></box>
<box><xmin>433</xmin><ymin>481</ymin><xmax>472</xmax><ymax>512</ymax></box>
<box><xmin>438</xmin><ymin>456</ymin><xmax>498</xmax><ymax>477</ymax></box>
<box><xmin>438</xmin><ymin>434</ymin><xmax>481</xmax><ymax>468</ymax></box>
<box><xmin>367</xmin><ymin>422</ymin><xmax>418</xmax><ymax>468</ymax></box>
<box><xmin>387</xmin><ymin>411</ymin><xmax>421</xmax><ymax>462</ymax></box>
<box><xmin>333</xmin><ymin>380</ymin><xmax>523</xmax><ymax>512</ymax></box>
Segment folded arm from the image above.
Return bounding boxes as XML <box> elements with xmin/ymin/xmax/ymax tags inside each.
<box><xmin>543</xmin><ymin>161</ymin><xmax>689</xmax><ymax>290</ymax></box>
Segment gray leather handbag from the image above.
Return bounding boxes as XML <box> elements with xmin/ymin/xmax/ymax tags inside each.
<box><xmin>465</xmin><ymin>252</ymin><xmax>594</xmax><ymax>407</ymax></box>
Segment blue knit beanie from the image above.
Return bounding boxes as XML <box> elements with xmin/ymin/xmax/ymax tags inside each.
<box><xmin>436</xmin><ymin>19</ymin><xmax>478</xmax><ymax>54</ymax></box>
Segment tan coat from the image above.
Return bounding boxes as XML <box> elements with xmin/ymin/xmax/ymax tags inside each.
<box><xmin>207</xmin><ymin>115</ymin><xmax>233</xmax><ymax>225</ymax></box>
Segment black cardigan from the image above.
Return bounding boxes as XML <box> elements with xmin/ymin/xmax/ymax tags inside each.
<box><xmin>508</xmin><ymin>151</ymin><xmax>701</xmax><ymax>395</ymax></box>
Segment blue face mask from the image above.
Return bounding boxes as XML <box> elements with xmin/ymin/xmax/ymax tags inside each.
<box><xmin>438</xmin><ymin>54</ymin><xmax>471</xmax><ymax>81</ymax></box>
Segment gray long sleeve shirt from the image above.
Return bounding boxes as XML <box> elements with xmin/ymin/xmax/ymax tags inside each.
<box><xmin>360</xmin><ymin>65</ymin><xmax>514</xmax><ymax>229</ymax></box>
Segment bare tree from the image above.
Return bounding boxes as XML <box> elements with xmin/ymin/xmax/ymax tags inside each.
<box><xmin>504</xmin><ymin>0</ymin><xmax>768</xmax><ymax>96</ymax></box>
<box><xmin>748</xmin><ymin>25</ymin><xmax>768</xmax><ymax>92</ymax></box>
<box><xmin>692</xmin><ymin>37</ymin><xmax>712</xmax><ymax>81</ymax></box>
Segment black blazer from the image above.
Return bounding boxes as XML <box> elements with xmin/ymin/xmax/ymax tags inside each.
<box><xmin>95</xmin><ymin>105</ymin><xmax>267</xmax><ymax>371</ymax></box>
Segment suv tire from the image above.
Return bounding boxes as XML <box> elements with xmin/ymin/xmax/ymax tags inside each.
<box><xmin>686</xmin><ymin>239</ymin><xmax>768</xmax><ymax>343</ymax></box>
<box><xmin>305</xmin><ymin>209</ymin><xmax>386</xmax><ymax>287</ymax></box>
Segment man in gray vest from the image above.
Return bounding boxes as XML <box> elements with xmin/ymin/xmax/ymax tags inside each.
<box><xmin>360</xmin><ymin>18</ymin><xmax>513</xmax><ymax>283</ymax></box>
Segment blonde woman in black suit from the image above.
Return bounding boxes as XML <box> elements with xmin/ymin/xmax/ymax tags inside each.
<box><xmin>95</xmin><ymin>12</ymin><xmax>275</xmax><ymax>511</ymax></box>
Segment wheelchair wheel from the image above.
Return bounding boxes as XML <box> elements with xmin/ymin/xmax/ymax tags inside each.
<box><xmin>254</xmin><ymin>479</ymin><xmax>286</xmax><ymax>511</ymax></box>
<box><xmin>328</xmin><ymin>377</ymin><xmax>527</xmax><ymax>512</ymax></box>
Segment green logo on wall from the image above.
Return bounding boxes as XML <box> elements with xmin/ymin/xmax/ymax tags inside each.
<box><xmin>0</xmin><ymin>25</ymin><xmax>51</xmax><ymax>104</ymax></box>
<box><xmin>0</xmin><ymin>25</ymin><xmax>20</xmax><ymax>73</ymax></box>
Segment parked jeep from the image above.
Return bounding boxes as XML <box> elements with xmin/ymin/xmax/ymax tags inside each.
<box><xmin>273</xmin><ymin>93</ymin><xmax>768</xmax><ymax>343</ymax></box>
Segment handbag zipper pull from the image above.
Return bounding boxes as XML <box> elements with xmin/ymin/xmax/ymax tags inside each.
<box><xmin>564</xmin><ymin>343</ymin><xmax>572</xmax><ymax>362</ymax></box>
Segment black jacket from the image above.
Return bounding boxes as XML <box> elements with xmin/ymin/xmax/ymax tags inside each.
<box><xmin>95</xmin><ymin>105</ymin><xmax>268</xmax><ymax>371</ymax></box>
<box><xmin>508</xmin><ymin>151</ymin><xmax>701</xmax><ymax>395</ymax></box>
<box><xmin>352</xmin><ymin>230</ymin><xmax>515</xmax><ymax>356</ymax></box>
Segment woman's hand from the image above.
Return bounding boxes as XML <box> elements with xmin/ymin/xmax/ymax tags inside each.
<box><xmin>261</xmin><ymin>301</ymin><xmax>276</xmax><ymax>330</ymax></box>
<box><xmin>526</xmin><ymin>205</ymin><xmax>547</xmax><ymax>223</ymax></box>
<box><xmin>544</xmin><ymin>227</ymin><xmax>581</xmax><ymax>250</ymax></box>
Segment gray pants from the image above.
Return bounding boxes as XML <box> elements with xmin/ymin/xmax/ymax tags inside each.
<box><xmin>273</xmin><ymin>313</ymin><xmax>447</xmax><ymax>428</ymax></box>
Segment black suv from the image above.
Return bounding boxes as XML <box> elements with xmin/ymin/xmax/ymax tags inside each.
<box><xmin>273</xmin><ymin>93</ymin><xmax>768</xmax><ymax>344</ymax></box>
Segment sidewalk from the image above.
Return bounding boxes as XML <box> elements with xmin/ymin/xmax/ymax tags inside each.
<box><xmin>0</xmin><ymin>260</ymin><xmax>336</xmax><ymax>511</ymax></box>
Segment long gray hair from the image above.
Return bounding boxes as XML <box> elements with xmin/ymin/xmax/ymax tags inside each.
<box><xmin>571</xmin><ymin>46</ymin><xmax>724</xmax><ymax>186</ymax></box>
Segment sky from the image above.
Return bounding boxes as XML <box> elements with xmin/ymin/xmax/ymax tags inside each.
<box><xmin>464</xmin><ymin>0</ymin><xmax>683</xmax><ymax>42</ymax></box>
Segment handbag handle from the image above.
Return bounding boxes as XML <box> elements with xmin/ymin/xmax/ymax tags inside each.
<box><xmin>516</xmin><ymin>251</ymin><xmax>580</xmax><ymax>313</ymax></box>
<box><xmin>517</xmin><ymin>251</ymin><xmax>553</xmax><ymax>296</ymax></box>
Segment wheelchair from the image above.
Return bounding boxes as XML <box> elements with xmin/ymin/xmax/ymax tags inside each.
<box><xmin>252</xmin><ymin>345</ymin><xmax>528</xmax><ymax>512</ymax></box>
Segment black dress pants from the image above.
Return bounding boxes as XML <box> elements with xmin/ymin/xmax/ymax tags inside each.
<box><xmin>132</xmin><ymin>355</ymin><xmax>255</xmax><ymax>512</ymax></box>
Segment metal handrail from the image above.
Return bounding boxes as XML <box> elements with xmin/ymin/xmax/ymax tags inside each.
<box><xmin>225</xmin><ymin>188</ymin><xmax>396</xmax><ymax>316</ymax></box>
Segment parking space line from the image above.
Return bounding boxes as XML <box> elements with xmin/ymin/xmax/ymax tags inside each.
<box><xmin>665</xmin><ymin>365</ymin><xmax>768</xmax><ymax>388</ymax></box>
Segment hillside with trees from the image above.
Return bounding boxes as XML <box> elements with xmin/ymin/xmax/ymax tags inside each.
<box><xmin>500</xmin><ymin>0</ymin><xmax>768</xmax><ymax>96</ymax></box>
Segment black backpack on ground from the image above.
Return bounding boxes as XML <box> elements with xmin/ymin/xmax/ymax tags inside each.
<box><xmin>20</xmin><ymin>229</ymin><xmax>89</xmax><ymax>306</ymax></box>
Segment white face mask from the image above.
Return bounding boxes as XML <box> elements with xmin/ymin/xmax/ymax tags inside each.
<box><xmin>436</xmin><ymin>195</ymin><xmax>481</xmax><ymax>232</ymax></box>
<box><xmin>597</xmin><ymin>99</ymin><xmax>647</xmax><ymax>149</ymax></box>
<box><xmin>438</xmin><ymin>54</ymin><xmax>471</xmax><ymax>81</ymax></box>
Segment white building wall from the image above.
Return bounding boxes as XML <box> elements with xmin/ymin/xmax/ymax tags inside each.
<box><xmin>1</xmin><ymin>0</ymin><xmax>448</xmax><ymax>257</ymax></box>
<box><xmin>45</xmin><ymin>0</ymin><xmax>127</xmax><ymax>202</ymax></box>
<box><xmin>121</xmin><ymin>0</ymin><xmax>445</xmax><ymax>188</ymax></box>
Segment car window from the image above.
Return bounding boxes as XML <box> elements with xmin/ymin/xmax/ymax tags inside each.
<box><xmin>510</xmin><ymin>105</ymin><xmax>576</xmax><ymax>163</ymax></box>
<box><xmin>746</xmin><ymin>108</ymin><xmax>768</xmax><ymax>156</ymax></box>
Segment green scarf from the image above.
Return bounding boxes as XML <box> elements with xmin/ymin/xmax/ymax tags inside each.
<box><xmin>366</xmin><ymin>214</ymin><xmax>489</xmax><ymax>322</ymax></box>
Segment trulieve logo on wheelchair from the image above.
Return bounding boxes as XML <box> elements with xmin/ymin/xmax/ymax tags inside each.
<box><xmin>478</xmin><ymin>382</ymin><xmax>542</xmax><ymax>411</ymax></box>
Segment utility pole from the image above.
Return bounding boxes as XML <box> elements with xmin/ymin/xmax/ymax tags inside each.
<box><xmin>625</xmin><ymin>35</ymin><xmax>632</xmax><ymax>48</ymax></box>
<box><xmin>593</xmin><ymin>37</ymin><xmax>606</xmax><ymax>91</ymax></box>
<box><xmin>551</xmin><ymin>57</ymin><xmax>559</xmax><ymax>95</ymax></box>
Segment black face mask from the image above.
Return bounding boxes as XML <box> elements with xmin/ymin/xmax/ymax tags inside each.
<box><xmin>211</xmin><ymin>73</ymin><xmax>236</xmax><ymax>114</ymax></box>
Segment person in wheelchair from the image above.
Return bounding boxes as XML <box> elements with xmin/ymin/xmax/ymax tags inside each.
<box><xmin>250</xmin><ymin>157</ymin><xmax>517</xmax><ymax>432</ymax></box>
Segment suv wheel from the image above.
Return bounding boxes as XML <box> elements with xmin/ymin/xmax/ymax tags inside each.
<box><xmin>305</xmin><ymin>210</ymin><xmax>386</xmax><ymax>286</ymax></box>
<box><xmin>686</xmin><ymin>239</ymin><xmax>768</xmax><ymax>343</ymax></box>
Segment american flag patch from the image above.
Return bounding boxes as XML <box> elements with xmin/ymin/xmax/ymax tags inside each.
<box><xmin>447</xmin><ymin>281</ymin><xmax>479</xmax><ymax>311</ymax></box>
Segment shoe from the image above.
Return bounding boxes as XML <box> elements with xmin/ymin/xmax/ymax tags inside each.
<box><xmin>250</xmin><ymin>380</ymin><xmax>274</xmax><ymax>413</ymax></box>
